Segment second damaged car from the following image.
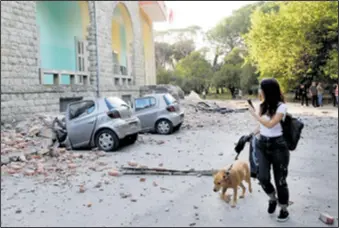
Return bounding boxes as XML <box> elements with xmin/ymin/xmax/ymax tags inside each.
<box><xmin>65</xmin><ymin>97</ymin><xmax>141</xmax><ymax>152</ymax></box>
<box><xmin>133</xmin><ymin>93</ymin><xmax>184</xmax><ymax>135</ymax></box>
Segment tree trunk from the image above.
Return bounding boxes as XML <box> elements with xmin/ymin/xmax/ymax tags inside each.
<box><xmin>212</xmin><ymin>54</ymin><xmax>219</xmax><ymax>71</ymax></box>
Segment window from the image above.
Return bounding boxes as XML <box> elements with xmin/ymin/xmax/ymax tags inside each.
<box><xmin>113</xmin><ymin>51</ymin><xmax>120</xmax><ymax>74</ymax></box>
<box><xmin>135</xmin><ymin>97</ymin><xmax>156</xmax><ymax>111</ymax></box>
<box><xmin>122</xmin><ymin>95</ymin><xmax>132</xmax><ymax>108</ymax></box>
<box><xmin>69</xmin><ymin>100</ymin><xmax>95</xmax><ymax>120</ymax></box>
<box><xmin>163</xmin><ymin>93</ymin><xmax>177</xmax><ymax>105</ymax></box>
<box><xmin>75</xmin><ymin>37</ymin><xmax>87</xmax><ymax>72</ymax></box>
<box><xmin>59</xmin><ymin>97</ymin><xmax>83</xmax><ymax>112</ymax></box>
<box><xmin>105</xmin><ymin>97</ymin><xmax>129</xmax><ymax>110</ymax></box>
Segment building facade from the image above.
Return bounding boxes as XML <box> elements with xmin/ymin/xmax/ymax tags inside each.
<box><xmin>1</xmin><ymin>1</ymin><xmax>167</xmax><ymax>122</ymax></box>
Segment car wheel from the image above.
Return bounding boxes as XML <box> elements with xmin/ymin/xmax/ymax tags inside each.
<box><xmin>155</xmin><ymin>119</ymin><xmax>173</xmax><ymax>135</ymax></box>
<box><xmin>125</xmin><ymin>133</ymin><xmax>138</xmax><ymax>145</ymax></box>
<box><xmin>95</xmin><ymin>129</ymin><xmax>119</xmax><ymax>152</ymax></box>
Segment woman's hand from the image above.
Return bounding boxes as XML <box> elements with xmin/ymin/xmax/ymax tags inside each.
<box><xmin>248</xmin><ymin>106</ymin><xmax>258</xmax><ymax>119</ymax></box>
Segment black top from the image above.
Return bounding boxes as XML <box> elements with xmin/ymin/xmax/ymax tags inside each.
<box><xmin>300</xmin><ymin>87</ymin><xmax>308</xmax><ymax>95</ymax></box>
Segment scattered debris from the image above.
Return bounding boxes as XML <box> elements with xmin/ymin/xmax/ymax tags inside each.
<box><xmin>186</xmin><ymin>91</ymin><xmax>202</xmax><ymax>102</ymax></box>
<box><xmin>191</xmin><ymin>101</ymin><xmax>249</xmax><ymax>115</ymax></box>
<box><xmin>139</xmin><ymin>178</ymin><xmax>146</xmax><ymax>182</ymax></box>
<box><xmin>108</xmin><ymin>170</ymin><xmax>121</xmax><ymax>177</ymax></box>
<box><xmin>120</xmin><ymin>193</ymin><xmax>132</xmax><ymax>199</ymax></box>
<box><xmin>15</xmin><ymin>209</ymin><xmax>22</xmax><ymax>214</ymax></box>
<box><xmin>156</xmin><ymin>140</ymin><xmax>165</xmax><ymax>145</ymax></box>
<box><xmin>94</xmin><ymin>182</ymin><xmax>102</xmax><ymax>188</ymax></box>
<box><xmin>128</xmin><ymin>161</ymin><xmax>138</xmax><ymax>167</ymax></box>
<box><xmin>319</xmin><ymin>212</ymin><xmax>334</xmax><ymax>225</ymax></box>
<box><xmin>68</xmin><ymin>163</ymin><xmax>77</xmax><ymax>169</ymax></box>
<box><xmin>121</xmin><ymin>166</ymin><xmax>217</xmax><ymax>176</ymax></box>
<box><xmin>79</xmin><ymin>186</ymin><xmax>86</xmax><ymax>193</ymax></box>
<box><xmin>160</xmin><ymin>187</ymin><xmax>172</xmax><ymax>192</ymax></box>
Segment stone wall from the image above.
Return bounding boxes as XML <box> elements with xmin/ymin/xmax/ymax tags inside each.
<box><xmin>95</xmin><ymin>1</ymin><xmax>144</xmax><ymax>98</ymax></box>
<box><xmin>1</xmin><ymin>1</ymin><xmax>150</xmax><ymax>123</ymax></box>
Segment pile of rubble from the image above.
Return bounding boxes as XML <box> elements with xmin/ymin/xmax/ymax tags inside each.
<box><xmin>179</xmin><ymin>97</ymin><xmax>255</xmax><ymax>132</ymax></box>
<box><xmin>0</xmin><ymin>114</ymin><xmax>115</xmax><ymax>179</ymax></box>
<box><xmin>139</xmin><ymin>84</ymin><xmax>185</xmax><ymax>101</ymax></box>
<box><xmin>1</xmin><ymin>114</ymin><xmax>67</xmax><ymax>166</ymax></box>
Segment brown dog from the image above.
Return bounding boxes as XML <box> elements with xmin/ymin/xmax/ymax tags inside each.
<box><xmin>213</xmin><ymin>160</ymin><xmax>252</xmax><ymax>208</ymax></box>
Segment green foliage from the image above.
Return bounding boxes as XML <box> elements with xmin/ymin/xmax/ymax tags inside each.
<box><xmin>174</xmin><ymin>51</ymin><xmax>213</xmax><ymax>93</ymax></box>
<box><xmin>245</xmin><ymin>1</ymin><xmax>338</xmax><ymax>91</ymax></box>
<box><xmin>155</xmin><ymin>1</ymin><xmax>338</xmax><ymax>98</ymax></box>
<box><xmin>207</xmin><ymin>1</ymin><xmax>265</xmax><ymax>55</ymax></box>
<box><xmin>156</xmin><ymin>67</ymin><xmax>173</xmax><ymax>84</ymax></box>
<box><xmin>213</xmin><ymin>48</ymin><xmax>257</xmax><ymax>93</ymax></box>
<box><xmin>206</xmin><ymin>2</ymin><xmax>263</xmax><ymax>95</ymax></box>
<box><xmin>322</xmin><ymin>49</ymin><xmax>338</xmax><ymax>79</ymax></box>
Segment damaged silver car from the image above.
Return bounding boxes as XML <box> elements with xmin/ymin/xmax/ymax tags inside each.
<box><xmin>58</xmin><ymin>97</ymin><xmax>141</xmax><ymax>152</ymax></box>
<box><xmin>133</xmin><ymin>93</ymin><xmax>184</xmax><ymax>135</ymax></box>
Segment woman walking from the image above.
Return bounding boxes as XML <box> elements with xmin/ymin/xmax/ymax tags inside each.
<box><xmin>248</xmin><ymin>78</ymin><xmax>290</xmax><ymax>222</ymax></box>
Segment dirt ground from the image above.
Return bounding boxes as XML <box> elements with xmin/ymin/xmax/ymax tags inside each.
<box><xmin>1</xmin><ymin>99</ymin><xmax>338</xmax><ymax>227</ymax></box>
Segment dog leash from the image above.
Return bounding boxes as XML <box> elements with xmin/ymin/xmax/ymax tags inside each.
<box><xmin>227</xmin><ymin>141</ymin><xmax>242</xmax><ymax>175</ymax></box>
<box><xmin>225</xmin><ymin>164</ymin><xmax>233</xmax><ymax>176</ymax></box>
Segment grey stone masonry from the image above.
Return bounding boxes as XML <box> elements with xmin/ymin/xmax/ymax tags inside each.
<box><xmin>1</xmin><ymin>1</ymin><xmax>154</xmax><ymax>123</ymax></box>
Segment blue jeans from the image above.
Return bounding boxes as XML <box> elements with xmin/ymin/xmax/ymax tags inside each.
<box><xmin>318</xmin><ymin>94</ymin><xmax>323</xmax><ymax>106</ymax></box>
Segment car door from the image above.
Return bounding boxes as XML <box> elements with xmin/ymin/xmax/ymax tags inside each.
<box><xmin>65</xmin><ymin>100</ymin><xmax>97</xmax><ymax>148</ymax></box>
<box><xmin>134</xmin><ymin>97</ymin><xmax>158</xmax><ymax>131</ymax></box>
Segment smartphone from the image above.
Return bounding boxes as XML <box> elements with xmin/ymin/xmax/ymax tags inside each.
<box><xmin>247</xmin><ymin>99</ymin><xmax>255</xmax><ymax>110</ymax></box>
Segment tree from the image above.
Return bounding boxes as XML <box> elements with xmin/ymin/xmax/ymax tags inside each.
<box><xmin>213</xmin><ymin>48</ymin><xmax>258</xmax><ymax>97</ymax></box>
<box><xmin>171</xmin><ymin>39</ymin><xmax>196</xmax><ymax>63</ymax></box>
<box><xmin>245</xmin><ymin>1</ymin><xmax>338</xmax><ymax>91</ymax></box>
<box><xmin>322</xmin><ymin>49</ymin><xmax>338</xmax><ymax>79</ymax></box>
<box><xmin>206</xmin><ymin>1</ymin><xmax>265</xmax><ymax>95</ymax></box>
<box><xmin>154</xmin><ymin>42</ymin><xmax>174</xmax><ymax>69</ymax></box>
<box><xmin>156</xmin><ymin>67</ymin><xmax>173</xmax><ymax>84</ymax></box>
<box><xmin>175</xmin><ymin>51</ymin><xmax>213</xmax><ymax>94</ymax></box>
<box><xmin>207</xmin><ymin>2</ymin><xmax>266</xmax><ymax>60</ymax></box>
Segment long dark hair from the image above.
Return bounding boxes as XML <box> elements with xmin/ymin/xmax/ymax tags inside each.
<box><xmin>259</xmin><ymin>78</ymin><xmax>285</xmax><ymax>117</ymax></box>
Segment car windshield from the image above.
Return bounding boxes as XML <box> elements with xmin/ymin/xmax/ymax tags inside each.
<box><xmin>105</xmin><ymin>97</ymin><xmax>129</xmax><ymax>110</ymax></box>
<box><xmin>163</xmin><ymin>94</ymin><xmax>177</xmax><ymax>105</ymax></box>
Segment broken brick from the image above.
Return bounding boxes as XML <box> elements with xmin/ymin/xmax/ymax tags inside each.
<box><xmin>68</xmin><ymin>163</ymin><xmax>77</xmax><ymax>169</ymax></box>
<box><xmin>128</xmin><ymin>161</ymin><xmax>138</xmax><ymax>167</ymax></box>
<box><xmin>23</xmin><ymin>169</ymin><xmax>35</xmax><ymax>176</ymax></box>
<box><xmin>108</xmin><ymin>170</ymin><xmax>121</xmax><ymax>177</ymax></box>
<box><xmin>79</xmin><ymin>186</ymin><xmax>86</xmax><ymax>193</ymax></box>
<box><xmin>139</xmin><ymin>178</ymin><xmax>146</xmax><ymax>182</ymax></box>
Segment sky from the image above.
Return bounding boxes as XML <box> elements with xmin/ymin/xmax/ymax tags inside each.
<box><xmin>154</xmin><ymin>1</ymin><xmax>257</xmax><ymax>31</ymax></box>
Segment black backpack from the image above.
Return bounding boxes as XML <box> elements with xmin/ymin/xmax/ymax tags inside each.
<box><xmin>280</xmin><ymin>113</ymin><xmax>304</xmax><ymax>151</ymax></box>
